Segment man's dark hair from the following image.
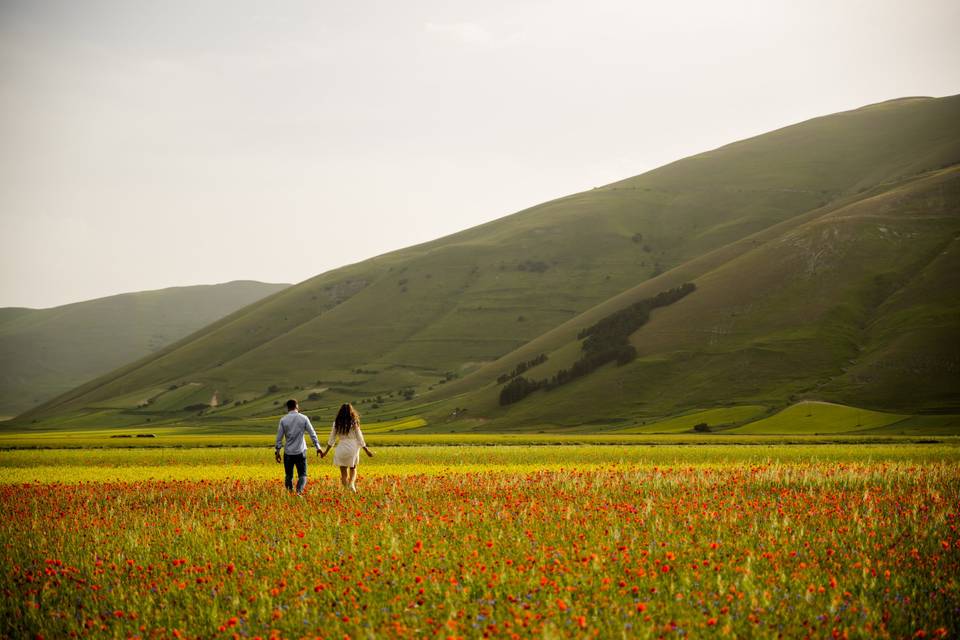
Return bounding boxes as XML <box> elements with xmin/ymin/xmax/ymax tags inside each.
<box><xmin>286</xmin><ymin>399</ymin><xmax>298</xmax><ymax>411</ymax></box>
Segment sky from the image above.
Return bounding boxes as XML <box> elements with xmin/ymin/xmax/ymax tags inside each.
<box><xmin>1</xmin><ymin>0</ymin><xmax>958</xmax><ymax>309</ymax></box>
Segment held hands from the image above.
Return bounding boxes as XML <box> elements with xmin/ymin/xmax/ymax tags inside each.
<box><xmin>365</xmin><ymin>449</ymin><xmax>374</xmax><ymax>458</ymax></box>
<box><xmin>318</xmin><ymin>448</ymin><xmax>326</xmax><ymax>458</ymax></box>
<box><xmin>274</xmin><ymin>450</ymin><xmax>282</xmax><ymax>464</ymax></box>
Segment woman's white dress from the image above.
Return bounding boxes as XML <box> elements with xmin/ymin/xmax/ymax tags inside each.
<box><xmin>327</xmin><ymin>423</ymin><xmax>366</xmax><ymax>467</ymax></box>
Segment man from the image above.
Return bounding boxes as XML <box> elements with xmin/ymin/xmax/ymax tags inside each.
<box><xmin>274</xmin><ymin>399</ymin><xmax>321</xmax><ymax>496</ymax></box>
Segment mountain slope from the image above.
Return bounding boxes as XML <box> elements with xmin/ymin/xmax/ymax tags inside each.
<box><xmin>437</xmin><ymin>166</ymin><xmax>959</xmax><ymax>430</ymax></box>
<box><xmin>0</xmin><ymin>281</ymin><xmax>289</xmax><ymax>417</ymax></box>
<box><xmin>17</xmin><ymin>94</ymin><xmax>960</xmax><ymax>429</ymax></box>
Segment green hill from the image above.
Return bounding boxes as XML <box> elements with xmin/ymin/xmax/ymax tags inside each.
<box><xmin>728</xmin><ymin>401</ymin><xmax>907</xmax><ymax>435</ymax></box>
<box><xmin>0</xmin><ymin>281</ymin><xmax>288</xmax><ymax>418</ymax></box>
<box><xmin>442</xmin><ymin>164</ymin><xmax>960</xmax><ymax>430</ymax></box>
<box><xmin>13</xmin><ymin>95</ymin><xmax>960</xmax><ymax>433</ymax></box>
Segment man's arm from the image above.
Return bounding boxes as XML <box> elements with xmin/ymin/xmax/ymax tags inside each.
<box><xmin>275</xmin><ymin>420</ymin><xmax>285</xmax><ymax>461</ymax></box>
<box><xmin>303</xmin><ymin>415</ymin><xmax>321</xmax><ymax>454</ymax></box>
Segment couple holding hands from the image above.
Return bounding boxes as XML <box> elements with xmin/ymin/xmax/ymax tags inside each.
<box><xmin>274</xmin><ymin>400</ymin><xmax>374</xmax><ymax>495</ymax></box>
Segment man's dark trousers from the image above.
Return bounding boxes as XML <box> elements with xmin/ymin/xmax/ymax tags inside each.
<box><xmin>284</xmin><ymin>452</ymin><xmax>307</xmax><ymax>493</ymax></box>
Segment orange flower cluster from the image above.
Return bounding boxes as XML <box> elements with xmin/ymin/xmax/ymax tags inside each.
<box><xmin>1</xmin><ymin>463</ymin><xmax>957</xmax><ymax>638</ymax></box>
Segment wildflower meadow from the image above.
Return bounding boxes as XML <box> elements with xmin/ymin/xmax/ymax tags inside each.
<box><xmin>1</xmin><ymin>445</ymin><xmax>958</xmax><ymax>639</ymax></box>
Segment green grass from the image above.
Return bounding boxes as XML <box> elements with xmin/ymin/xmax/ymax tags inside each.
<box><xmin>859</xmin><ymin>413</ymin><xmax>960</xmax><ymax>435</ymax></box>
<box><xmin>614</xmin><ymin>405</ymin><xmax>767</xmax><ymax>433</ymax></box>
<box><xmin>13</xmin><ymin>95</ymin><xmax>960</xmax><ymax>431</ymax></box>
<box><xmin>728</xmin><ymin>401</ymin><xmax>907</xmax><ymax>434</ymax></box>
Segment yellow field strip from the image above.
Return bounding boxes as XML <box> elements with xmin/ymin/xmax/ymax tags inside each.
<box><xmin>3</xmin><ymin>443</ymin><xmax>960</xmax><ymax>484</ymax></box>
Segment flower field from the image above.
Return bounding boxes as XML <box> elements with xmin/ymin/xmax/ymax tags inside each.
<box><xmin>1</xmin><ymin>445</ymin><xmax>959</xmax><ymax>638</ymax></box>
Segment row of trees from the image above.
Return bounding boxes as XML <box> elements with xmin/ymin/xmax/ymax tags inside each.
<box><xmin>496</xmin><ymin>353</ymin><xmax>548</xmax><ymax>385</ymax></box>
<box><xmin>578</xmin><ymin>282</ymin><xmax>696</xmax><ymax>356</ymax></box>
<box><xmin>499</xmin><ymin>283</ymin><xmax>696</xmax><ymax>406</ymax></box>
<box><xmin>498</xmin><ymin>376</ymin><xmax>546</xmax><ymax>405</ymax></box>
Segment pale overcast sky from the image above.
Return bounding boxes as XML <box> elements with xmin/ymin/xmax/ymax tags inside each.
<box><xmin>1</xmin><ymin>0</ymin><xmax>958</xmax><ymax>308</ymax></box>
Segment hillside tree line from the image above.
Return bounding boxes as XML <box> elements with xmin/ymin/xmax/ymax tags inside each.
<box><xmin>499</xmin><ymin>283</ymin><xmax>696</xmax><ymax>406</ymax></box>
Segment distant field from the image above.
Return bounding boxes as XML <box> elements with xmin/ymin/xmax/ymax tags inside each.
<box><xmin>614</xmin><ymin>405</ymin><xmax>767</xmax><ymax>433</ymax></box>
<box><xmin>1</xmin><ymin>400</ymin><xmax>958</xmax><ymax>449</ymax></box>
<box><xmin>2</xmin><ymin>442</ymin><xmax>959</xmax><ymax>484</ymax></box>
<box><xmin>2</xmin><ymin>430</ymin><xmax>957</xmax><ymax>452</ymax></box>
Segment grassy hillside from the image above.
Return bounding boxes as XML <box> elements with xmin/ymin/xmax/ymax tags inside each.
<box><xmin>13</xmin><ymin>94</ymin><xmax>960</xmax><ymax>432</ymax></box>
<box><xmin>437</xmin><ymin>166</ymin><xmax>959</xmax><ymax>429</ymax></box>
<box><xmin>0</xmin><ymin>281</ymin><xmax>288</xmax><ymax>417</ymax></box>
<box><xmin>613</xmin><ymin>406</ymin><xmax>768</xmax><ymax>434</ymax></box>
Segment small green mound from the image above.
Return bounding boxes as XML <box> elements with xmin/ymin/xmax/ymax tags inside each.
<box><xmin>730</xmin><ymin>401</ymin><xmax>906</xmax><ymax>434</ymax></box>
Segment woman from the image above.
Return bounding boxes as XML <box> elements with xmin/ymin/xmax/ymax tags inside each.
<box><xmin>320</xmin><ymin>403</ymin><xmax>373</xmax><ymax>492</ymax></box>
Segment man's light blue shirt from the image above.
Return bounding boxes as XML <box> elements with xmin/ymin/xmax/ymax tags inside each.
<box><xmin>275</xmin><ymin>410</ymin><xmax>321</xmax><ymax>455</ymax></box>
